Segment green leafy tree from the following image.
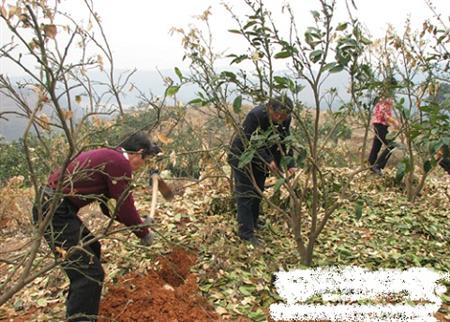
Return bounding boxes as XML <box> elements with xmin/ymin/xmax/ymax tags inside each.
<box><xmin>382</xmin><ymin>16</ymin><xmax>449</xmax><ymax>202</ymax></box>
<box><xmin>175</xmin><ymin>0</ymin><xmax>367</xmax><ymax>265</ymax></box>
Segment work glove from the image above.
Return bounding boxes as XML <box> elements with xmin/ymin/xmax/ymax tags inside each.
<box><xmin>143</xmin><ymin>215</ymin><xmax>154</xmax><ymax>226</ymax></box>
<box><xmin>140</xmin><ymin>231</ymin><xmax>154</xmax><ymax>246</ymax></box>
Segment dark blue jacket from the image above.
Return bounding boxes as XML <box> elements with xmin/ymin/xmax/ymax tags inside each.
<box><xmin>229</xmin><ymin>104</ymin><xmax>293</xmax><ymax>169</ymax></box>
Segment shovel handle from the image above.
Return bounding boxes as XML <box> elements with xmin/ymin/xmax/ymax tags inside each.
<box><xmin>149</xmin><ymin>174</ymin><xmax>159</xmax><ymax>220</ymax></box>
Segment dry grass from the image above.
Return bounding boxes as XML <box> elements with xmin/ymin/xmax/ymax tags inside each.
<box><xmin>0</xmin><ymin>176</ymin><xmax>34</xmax><ymax>230</ymax></box>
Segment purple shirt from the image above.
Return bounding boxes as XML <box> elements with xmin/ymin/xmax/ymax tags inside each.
<box><xmin>48</xmin><ymin>148</ymin><xmax>148</xmax><ymax>238</ymax></box>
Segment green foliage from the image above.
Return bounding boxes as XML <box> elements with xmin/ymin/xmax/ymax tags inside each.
<box><xmin>274</xmin><ymin>51</ymin><xmax>291</xmax><ymax>59</ymax></box>
<box><xmin>400</xmin><ymin>96</ymin><xmax>450</xmax><ymax>182</ymax></box>
<box><xmin>81</xmin><ymin>108</ymin><xmax>160</xmax><ymax>147</ymax></box>
<box><xmin>232</xmin><ymin>95</ymin><xmax>242</xmax><ymax>114</ymax></box>
<box><xmin>0</xmin><ymin>107</ymin><xmax>161</xmax><ymax>184</ymax></box>
<box><xmin>174</xmin><ymin>67</ymin><xmax>183</xmax><ymax>81</ymax></box>
<box><xmin>354</xmin><ymin>198</ymin><xmax>364</xmax><ymax>221</ymax></box>
<box><xmin>273</xmin><ymin>177</ymin><xmax>285</xmax><ymax>192</ymax></box>
<box><xmin>238</xmin><ymin>149</ymin><xmax>256</xmax><ymax>169</ymax></box>
<box><xmin>0</xmin><ymin>139</ymin><xmax>28</xmax><ymax>184</ymax></box>
<box><xmin>238</xmin><ymin>128</ymin><xmax>276</xmax><ymax>169</ymax></box>
<box><xmin>165</xmin><ymin>125</ymin><xmax>204</xmax><ymax>178</ymax></box>
<box><xmin>165</xmin><ymin>85</ymin><xmax>180</xmax><ymax>97</ymax></box>
<box><xmin>414</xmin><ymin>100</ymin><xmax>450</xmax><ymax>151</ymax></box>
<box><xmin>319</xmin><ymin>117</ymin><xmax>352</xmax><ymax>144</ymax></box>
<box><xmin>395</xmin><ymin>158</ymin><xmax>410</xmax><ymax>184</ymax></box>
<box><xmin>0</xmin><ymin>134</ymin><xmax>67</xmax><ymax>185</ymax></box>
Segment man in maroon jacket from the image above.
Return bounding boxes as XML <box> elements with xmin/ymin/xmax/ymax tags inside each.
<box><xmin>33</xmin><ymin>132</ymin><xmax>160</xmax><ymax>321</ymax></box>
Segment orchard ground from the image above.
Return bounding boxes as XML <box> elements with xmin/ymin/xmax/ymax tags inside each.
<box><xmin>0</xmin><ymin>159</ymin><xmax>449</xmax><ymax>321</ymax></box>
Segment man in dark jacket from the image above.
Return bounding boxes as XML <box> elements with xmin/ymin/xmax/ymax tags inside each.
<box><xmin>33</xmin><ymin>132</ymin><xmax>160</xmax><ymax>321</ymax></box>
<box><xmin>436</xmin><ymin>144</ymin><xmax>450</xmax><ymax>176</ymax></box>
<box><xmin>228</xmin><ymin>96</ymin><xmax>296</xmax><ymax>246</ymax></box>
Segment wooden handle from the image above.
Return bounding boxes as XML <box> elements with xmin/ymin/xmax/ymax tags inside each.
<box><xmin>149</xmin><ymin>174</ymin><xmax>159</xmax><ymax>220</ymax></box>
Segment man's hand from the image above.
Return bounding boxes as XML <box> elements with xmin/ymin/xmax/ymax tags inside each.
<box><xmin>143</xmin><ymin>216</ymin><xmax>153</xmax><ymax>226</ymax></box>
<box><xmin>140</xmin><ymin>231</ymin><xmax>154</xmax><ymax>246</ymax></box>
<box><xmin>268</xmin><ymin>160</ymin><xmax>278</xmax><ymax>173</ymax></box>
<box><xmin>287</xmin><ymin>167</ymin><xmax>297</xmax><ymax>176</ymax></box>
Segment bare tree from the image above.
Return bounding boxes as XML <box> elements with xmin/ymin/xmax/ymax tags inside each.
<box><xmin>0</xmin><ymin>0</ymin><xmax>163</xmax><ymax>307</ymax></box>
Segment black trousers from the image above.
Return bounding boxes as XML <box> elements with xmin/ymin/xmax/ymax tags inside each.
<box><xmin>368</xmin><ymin>123</ymin><xmax>395</xmax><ymax>169</ymax></box>
<box><xmin>439</xmin><ymin>157</ymin><xmax>450</xmax><ymax>175</ymax></box>
<box><xmin>230</xmin><ymin>161</ymin><xmax>266</xmax><ymax>240</ymax></box>
<box><xmin>33</xmin><ymin>193</ymin><xmax>104</xmax><ymax>322</ymax></box>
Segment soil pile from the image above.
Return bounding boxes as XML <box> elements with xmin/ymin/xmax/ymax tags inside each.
<box><xmin>99</xmin><ymin>247</ymin><xmax>218</xmax><ymax>322</ymax></box>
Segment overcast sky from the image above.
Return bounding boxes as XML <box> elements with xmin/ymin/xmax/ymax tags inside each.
<box><xmin>1</xmin><ymin>0</ymin><xmax>449</xmax><ymax>75</ymax></box>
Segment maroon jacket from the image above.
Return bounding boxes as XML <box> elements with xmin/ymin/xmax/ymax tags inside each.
<box><xmin>48</xmin><ymin>148</ymin><xmax>148</xmax><ymax>238</ymax></box>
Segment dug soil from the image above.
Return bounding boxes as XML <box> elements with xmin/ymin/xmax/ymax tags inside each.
<box><xmin>99</xmin><ymin>247</ymin><xmax>219</xmax><ymax>322</ymax></box>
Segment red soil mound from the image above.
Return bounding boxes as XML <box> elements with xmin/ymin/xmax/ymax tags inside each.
<box><xmin>99</xmin><ymin>247</ymin><xmax>218</xmax><ymax>322</ymax></box>
<box><xmin>158</xmin><ymin>247</ymin><xmax>196</xmax><ymax>287</ymax></box>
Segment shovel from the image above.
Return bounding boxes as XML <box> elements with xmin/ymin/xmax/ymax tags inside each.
<box><xmin>148</xmin><ymin>169</ymin><xmax>174</xmax><ymax>220</ymax></box>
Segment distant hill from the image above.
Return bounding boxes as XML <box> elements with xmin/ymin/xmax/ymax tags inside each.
<box><xmin>0</xmin><ymin>68</ymin><xmax>349</xmax><ymax>142</ymax></box>
<box><xmin>0</xmin><ymin>87</ymin><xmax>37</xmax><ymax>141</ymax></box>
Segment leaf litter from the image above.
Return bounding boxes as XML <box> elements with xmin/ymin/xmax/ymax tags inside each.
<box><xmin>0</xmin><ymin>167</ymin><xmax>449</xmax><ymax>321</ymax></box>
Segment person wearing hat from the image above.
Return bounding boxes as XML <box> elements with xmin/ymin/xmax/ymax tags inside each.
<box><xmin>228</xmin><ymin>96</ymin><xmax>296</xmax><ymax>246</ymax></box>
<box><xmin>435</xmin><ymin>144</ymin><xmax>450</xmax><ymax>176</ymax></box>
<box><xmin>33</xmin><ymin>131</ymin><xmax>160</xmax><ymax>321</ymax></box>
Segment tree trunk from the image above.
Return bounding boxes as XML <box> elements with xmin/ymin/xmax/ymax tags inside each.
<box><xmin>360</xmin><ymin>117</ymin><xmax>371</xmax><ymax>165</ymax></box>
<box><xmin>301</xmin><ymin>239</ymin><xmax>315</xmax><ymax>266</ymax></box>
<box><xmin>406</xmin><ymin>135</ymin><xmax>415</xmax><ymax>202</ymax></box>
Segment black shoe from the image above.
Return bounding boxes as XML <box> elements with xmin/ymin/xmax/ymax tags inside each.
<box><xmin>240</xmin><ymin>235</ymin><xmax>262</xmax><ymax>247</ymax></box>
<box><xmin>246</xmin><ymin>236</ymin><xmax>262</xmax><ymax>247</ymax></box>
<box><xmin>255</xmin><ymin>219</ymin><xmax>265</xmax><ymax>230</ymax></box>
<box><xmin>370</xmin><ymin>165</ymin><xmax>383</xmax><ymax>176</ymax></box>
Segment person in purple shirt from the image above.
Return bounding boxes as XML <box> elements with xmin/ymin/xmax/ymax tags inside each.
<box><xmin>32</xmin><ymin>132</ymin><xmax>160</xmax><ymax>321</ymax></box>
